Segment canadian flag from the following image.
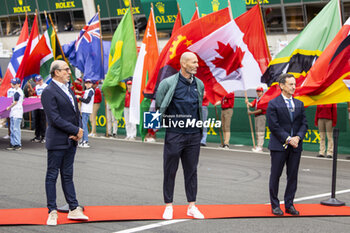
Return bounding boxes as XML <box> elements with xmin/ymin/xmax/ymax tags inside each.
<box><xmin>145</xmin><ymin>5</ymin><xmax>270</xmax><ymax>104</ymax></box>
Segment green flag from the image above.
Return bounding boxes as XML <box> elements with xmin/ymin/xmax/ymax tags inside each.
<box><xmin>261</xmin><ymin>0</ymin><xmax>342</xmax><ymax>86</ymax></box>
<box><xmin>102</xmin><ymin>8</ymin><xmax>137</xmax><ymax>120</ymax></box>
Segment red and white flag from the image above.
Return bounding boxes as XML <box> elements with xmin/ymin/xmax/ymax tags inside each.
<box><xmin>16</xmin><ymin>14</ymin><xmax>40</xmax><ymax>86</ymax></box>
<box><xmin>0</xmin><ymin>16</ymin><xmax>28</xmax><ymax>96</ymax></box>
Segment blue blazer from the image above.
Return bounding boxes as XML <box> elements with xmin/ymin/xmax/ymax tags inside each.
<box><xmin>41</xmin><ymin>81</ymin><xmax>81</xmax><ymax>150</ymax></box>
<box><xmin>267</xmin><ymin>95</ymin><xmax>308</xmax><ymax>152</ymax></box>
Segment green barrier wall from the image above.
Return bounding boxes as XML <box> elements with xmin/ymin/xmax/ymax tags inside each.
<box><xmin>95</xmin><ymin>97</ymin><xmax>350</xmax><ymax>154</ymax></box>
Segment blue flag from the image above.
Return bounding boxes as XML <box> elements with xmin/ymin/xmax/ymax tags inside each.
<box><xmin>64</xmin><ymin>14</ymin><xmax>104</xmax><ymax>81</ymax></box>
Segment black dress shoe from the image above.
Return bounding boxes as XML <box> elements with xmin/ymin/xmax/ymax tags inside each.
<box><xmin>317</xmin><ymin>154</ymin><xmax>325</xmax><ymax>158</ymax></box>
<box><xmin>272</xmin><ymin>207</ymin><xmax>284</xmax><ymax>215</ymax></box>
<box><xmin>285</xmin><ymin>206</ymin><xmax>299</xmax><ymax>215</ymax></box>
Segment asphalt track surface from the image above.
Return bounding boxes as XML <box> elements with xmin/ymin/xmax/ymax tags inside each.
<box><xmin>1</xmin><ymin>128</ymin><xmax>350</xmax><ymax>233</ymax></box>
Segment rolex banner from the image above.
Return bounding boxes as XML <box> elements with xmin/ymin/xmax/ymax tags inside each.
<box><xmin>141</xmin><ymin>0</ymin><xmax>178</xmax><ymax>30</ymax></box>
<box><xmin>177</xmin><ymin>0</ymin><xmax>246</xmax><ymax>24</ymax></box>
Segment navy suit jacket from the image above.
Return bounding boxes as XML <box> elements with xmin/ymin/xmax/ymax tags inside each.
<box><xmin>41</xmin><ymin>81</ymin><xmax>81</xmax><ymax>150</ymax></box>
<box><xmin>267</xmin><ymin>95</ymin><xmax>308</xmax><ymax>152</ymax></box>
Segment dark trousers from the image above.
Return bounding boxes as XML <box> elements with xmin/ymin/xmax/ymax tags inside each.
<box><xmin>269</xmin><ymin>148</ymin><xmax>301</xmax><ymax>209</ymax></box>
<box><xmin>163</xmin><ymin>131</ymin><xmax>201</xmax><ymax>203</ymax></box>
<box><xmin>34</xmin><ymin>109</ymin><xmax>46</xmax><ymax>139</ymax></box>
<box><xmin>45</xmin><ymin>145</ymin><xmax>79</xmax><ymax>212</ymax></box>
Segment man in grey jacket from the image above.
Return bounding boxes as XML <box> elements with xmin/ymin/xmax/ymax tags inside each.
<box><xmin>156</xmin><ymin>52</ymin><xmax>205</xmax><ymax>220</ymax></box>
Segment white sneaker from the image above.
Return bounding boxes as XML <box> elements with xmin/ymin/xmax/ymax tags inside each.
<box><xmin>146</xmin><ymin>137</ymin><xmax>155</xmax><ymax>143</ymax></box>
<box><xmin>125</xmin><ymin>136</ymin><xmax>130</xmax><ymax>140</ymax></box>
<box><xmin>162</xmin><ymin>206</ymin><xmax>173</xmax><ymax>220</ymax></box>
<box><xmin>252</xmin><ymin>147</ymin><xmax>263</xmax><ymax>153</ymax></box>
<box><xmin>82</xmin><ymin>142</ymin><xmax>90</xmax><ymax>148</ymax></box>
<box><xmin>128</xmin><ymin>137</ymin><xmax>135</xmax><ymax>141</ymax></box>
<box><xmin>3</xmin><ymin>135</ymin><xmax>10</xmax><ymax>139</ymax></box>
<box><xmin>88</xmin><ymin>133</ymin><xmax>96</xmax><ymax>137</ymax></box>
<box><xmin>46</xmin><ymin>210</ymin><xmax>58</xmax><ymax>226</ymax></box>
<box><xmin>187</xmin><ymin>206</ymin><xmax>204</xmax><ymax>219</ymax></box>
<box><xmin>67</xmin><ymin>206</ymin><xmax>89</xmax><ymax>220</ymax></box>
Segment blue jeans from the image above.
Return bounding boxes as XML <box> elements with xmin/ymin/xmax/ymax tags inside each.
<box><xmin>10</xmin><ymin>117</ymin><xmax>22</xmax><ymax>146</ymax></box>
<box><xmin>45</xmin><ymin>145</ymin><xmax>79</xmax><ymax>212</ymax></box>
<box><xmin>82</xmin><ymin>112</ymin><xmax>90</xmax><ymax>142</ymax></box>
<box><xmin>201</xmin><ymin>106</ymin><xmax>208</xmax><ymax>144</ymax></box>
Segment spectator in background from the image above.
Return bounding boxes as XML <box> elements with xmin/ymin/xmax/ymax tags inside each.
<box><xmin>246</xmin><ymin>87</ymin><xmax>266</xmax><ymax>152</ymax></box>
<box><xmin>77</xmin><ymin>79</ymin><xmax>95</xmax><ymax>148</ymax></box>
<box><xmin>200</xmin><ymin>90</ymin><xmax>209</xmax><ymax>146</ymax></box>
<box><xmin>315</xmin><ymin>104</ymin><xmax>337</xmax><ymax>158</ymax></box>
<box><xmin>71</xmin><ymin>77</ymin><xmax>84</xmax><ymax>110</ymax></box>
<box><xmin>3</xmin><ymin>81</ymin><xmax>16</xmax><ymax>139</ymax></box>
<box><xmin>106</xmin><ymin>103</ymin><xmax>118</xmax><ymax>137</ymax></box>
<box><xmin>64</xmin><ymin>22</ymin><xmax>73</xmax><ymax>31</ymax></box>
<box><xmin>89</xmin><ymin>81</ymin><xmax>102</xmax><ymax>137</ymax></box>
<box><xmin>31</xmin><ymin>75</ymin><xmax>48</xmax><ymax>143</ymax></box>
<box><xmin>124</xmin><ymin>80</ymin><xmax>136</xmax><ymax>140</ymax></box>
<box><xmin>216</xmin><ymin>92</ymin><xmax>235</xmax><ymax>149</ymax></box>
<box><xmin>6</xmin><ymin>78</ymin><xmax>24</xmax><ymax>150</ymax></box>
<box><xmin>145</xmin><ymin>100</ymin><xmax>157</xmax><ymax>142</ymax></box>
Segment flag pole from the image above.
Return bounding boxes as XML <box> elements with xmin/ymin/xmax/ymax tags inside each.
<box><xmin>215</xmin><ymin>105</ymin><xmax>224</xmax><ymax>147</ymax></box>
<box><xmin>97</xmin><ymin>5</ymin><xmax>104</xmax><ymax>70</ymax></box>
<box><xmin>227</xmin><ymin>0</ymin><xmax>233</xmax><ymax>20</ymax></box>
<box><xmin>97</xmin><ymin>5</ymin><xmax>108</xmax><ymax>137</ymax></box>
<box><xmin>129</xmin><ymin>0</ymin><xmax>138</xmax><ymax>50</ymax></box>
<box><xmin>257</xmin><ymin>1</ymin><xmax>272</xmax><ymax>61</ymax></box>
<box><xmin>245</xmin><ymin>91</ymin><xmax>256</xmax><ymax>149</ymax></box>
<box><xmin>48</xmin><ymin>14</ymin><xmax>76</xmax><ymax>90</ymax></box>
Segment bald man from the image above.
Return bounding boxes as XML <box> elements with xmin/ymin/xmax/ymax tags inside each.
<box><xmin>41</xmin><ymin>60</ymin><xmax>88</xmax><ymax>225</ymax></box>
<box><xmin>156</xmin><ymin>52</ymin><xmax>205</xmax><ymax>219</ymax></box>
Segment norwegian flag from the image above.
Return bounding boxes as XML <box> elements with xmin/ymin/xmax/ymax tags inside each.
<box><xmin>0</xmin><ymin>16</ymin><xmax>29</xmax><ymax>96</ymax></box>
<box><xmin>65</xmin><ymin>13</ymin><xmax>104</xmax><ymax>81</ymax></box>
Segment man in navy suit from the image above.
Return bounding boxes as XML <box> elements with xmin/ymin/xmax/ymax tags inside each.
<box><xmin>41</xmin><ymin>60</ymin><xmax>88</xmax><ymax>225</ymax></box>
<box><xmin>267</xmin><ymin>73</ymin><xmax>308</xmax><ymax>216</ymax></box>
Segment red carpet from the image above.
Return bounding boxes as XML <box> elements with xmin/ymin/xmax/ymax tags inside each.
<box><xmin>1</xmin><ymin>204</ymin><xmax>350</xmax><ymax>225</ymax></box>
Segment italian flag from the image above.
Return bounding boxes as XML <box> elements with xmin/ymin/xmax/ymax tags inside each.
<box><xmin>129</xmin><ymin>6</ymin><xmax>159</xmax><ymax>140</ymax></box>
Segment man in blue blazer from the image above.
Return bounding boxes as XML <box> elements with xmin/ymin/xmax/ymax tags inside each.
<box><xmin>41</xmin><ymin>60</ymin><xmax>88</xmax><ymax>225</ymax></box>
<box><xmin>267</xmin><ymin>73</ymin><xmax>308</xmax><ymax>216</ymax></box>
